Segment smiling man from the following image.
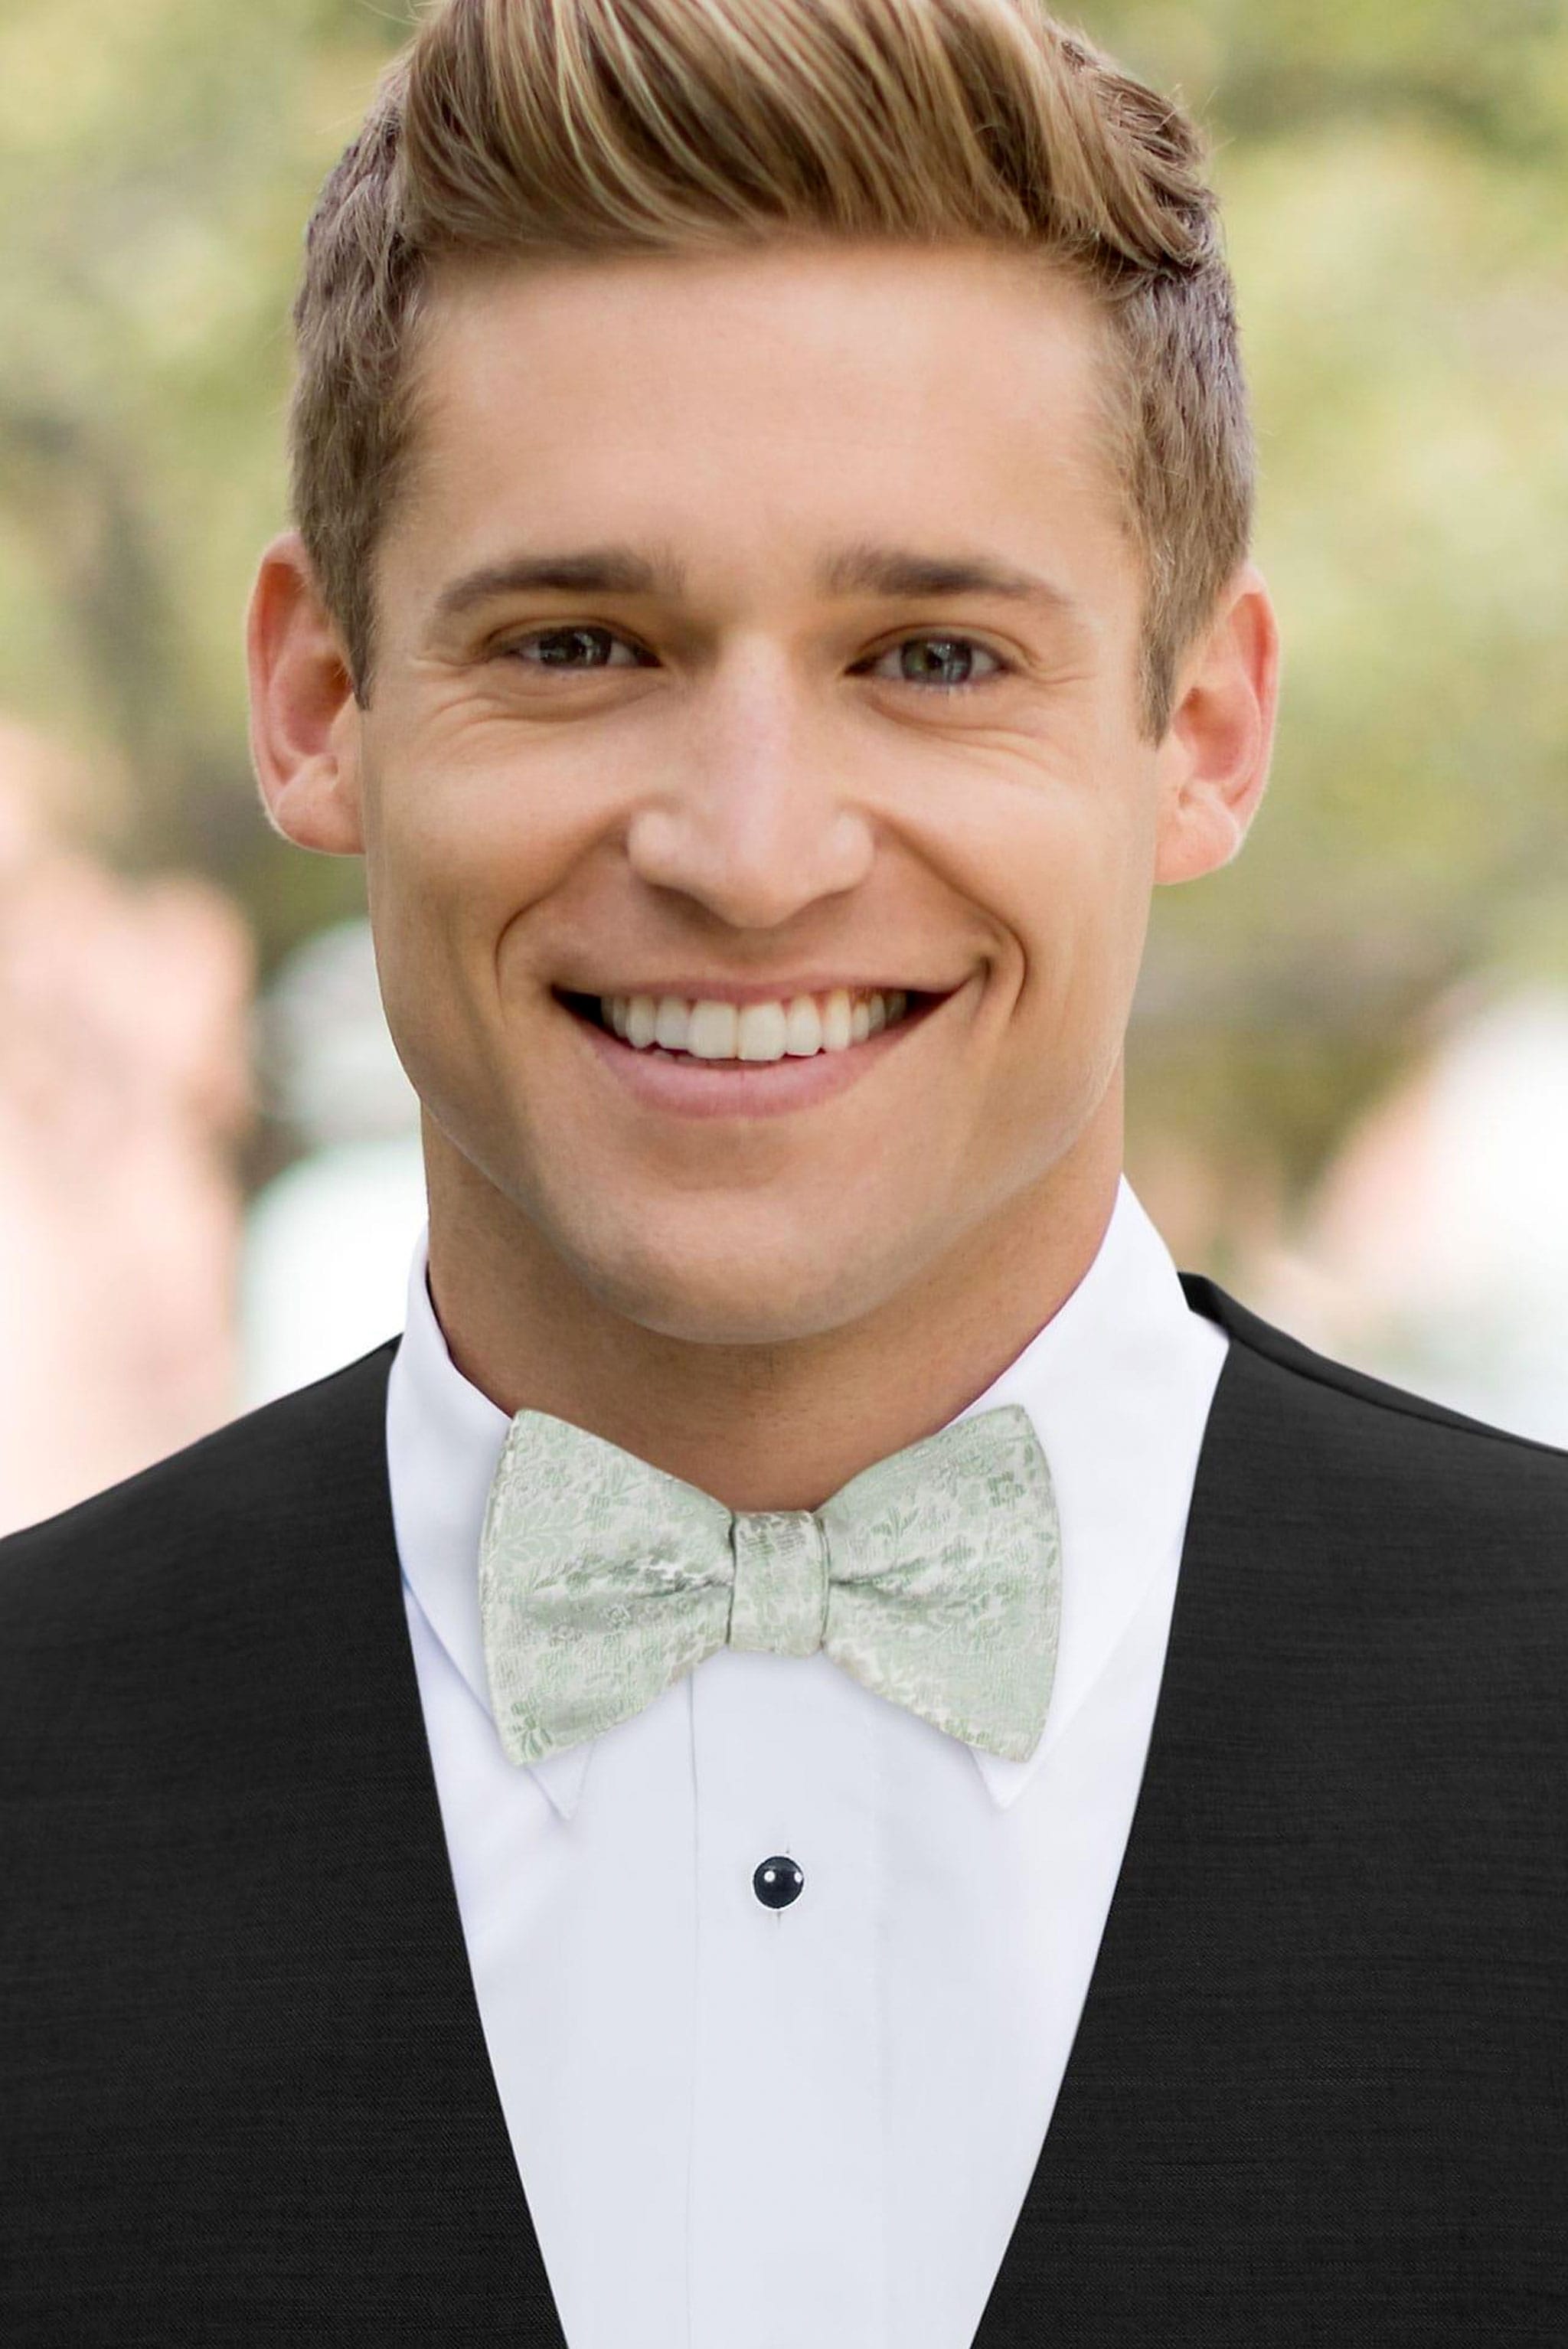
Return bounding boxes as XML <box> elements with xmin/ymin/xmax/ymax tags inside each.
<box><xmin>2</xmin><ymin>3</ymin><xmax>1564</xmax><ymax>2345</ymax></box>
<box><xmin>262</xmin><ymin>228</ymin><xmax>1268</xmax><ymax>1505</ymax></box>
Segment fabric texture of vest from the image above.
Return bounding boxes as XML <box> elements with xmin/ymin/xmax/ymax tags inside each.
<box><xmin>2</xmin><ymin>1275</ymin><xmax>1565</xmax><ymax>2344</ymax></box>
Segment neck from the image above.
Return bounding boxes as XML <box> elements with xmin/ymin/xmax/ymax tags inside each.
<box><xmin>422</xmin><ymin>1086</ymin><xmax>1123</xmax><ymax>1513</ymax></box>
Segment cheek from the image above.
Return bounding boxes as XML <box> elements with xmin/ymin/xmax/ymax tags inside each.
<box><xmin>360</xmin><ymin>815</ymin><xmax>512</xmax><ymax>1093</ymax></box>
<box><xmin>368</xmin><ymin>751</ymin><xmax>575</xmax><ymax>962</ymax></box>
<box><xmin>978</xmin><ymin>781</ymin><xmax>1152</xmax><ymax>999</ymax></box>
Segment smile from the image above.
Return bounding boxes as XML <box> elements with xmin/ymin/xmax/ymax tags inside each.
<box><xmin>554</xmin><ymin>982</ymin><xmax>956</xmax><ymax>1119</ymax></box>
<box><xmin>575</xmin><ymin>985</ymin><xmax>918</xmax><ymax>1063</ymax></box>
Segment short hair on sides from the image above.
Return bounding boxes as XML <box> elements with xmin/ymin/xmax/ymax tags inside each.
<box><xmin>287</xmin><ymin>0</ymin><xmax>1254</xmax><ymax>742</ymax></box>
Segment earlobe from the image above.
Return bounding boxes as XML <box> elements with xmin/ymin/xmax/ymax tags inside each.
<box><xmin>1153</xmin><ymin>564</ymin><xmax>1280</xmax><ymax>887</ymax></box>
<box><xmin>245</xmin><ymin>530</ymin><xmax>366</xmax><ymax>858</ymax></box>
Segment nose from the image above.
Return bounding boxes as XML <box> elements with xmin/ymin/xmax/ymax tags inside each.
<box><xmin>623</xmin><ymin>646</ymin><xmax>875</xmax><ymax>931</ymax></box>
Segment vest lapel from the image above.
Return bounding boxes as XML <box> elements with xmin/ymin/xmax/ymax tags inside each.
<box><xmin>969</xmin><ymin>1282</ymin><xmax>1261</xmax><ymax>2341</ymax></box>
<box><xmin>972</xmin><ymin>1272</ymin><xmax>1448</xmax><ymax>2344</ymax></box>
<box><xmin>242</xmin><ymin>1338</ymin><xmax>568</xmax><ymax>2339</ymax></box>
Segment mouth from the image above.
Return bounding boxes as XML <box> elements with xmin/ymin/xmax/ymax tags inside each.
<box><xmin>552</xmin><ymin>984</ymin><xmax>949</xmax><ymax>1063</ymax></box>
<box><xmin>550</xmin><ymin>980</ymin><xmax>960</xmax><ymax>1120</ymax></box>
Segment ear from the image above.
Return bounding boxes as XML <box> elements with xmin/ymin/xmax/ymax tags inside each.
<box><xmin>244</xmin><ymin>530</ymin><xmax>366</xmax><ymax>856</ymax></box>
<box><xmin>1153</xmin><ymin>562</ymin><xmax>1280</xmax><ymax>886</ymax></box>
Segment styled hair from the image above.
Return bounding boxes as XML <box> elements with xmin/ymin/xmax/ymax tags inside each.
<box><xmin>288</xmin><ymin>0</ymin><xmax>1253</xmax><ymax>739</ymax></box>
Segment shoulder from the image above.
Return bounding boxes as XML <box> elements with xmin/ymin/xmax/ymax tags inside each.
<box><xmin>1180</xmin><ymin>1269</ymin><xmax>1568</xmax><ymax>1558</ymax></box>
<box><xmin>1175</xmin><ymin>1279</ymin><xmax>1568</xmax><ymax>1894</ymax></box>
<box><xmin>0</xmin><ymin>1336</ymin><xmax>400</xmax><ymax>1650</ymax></box>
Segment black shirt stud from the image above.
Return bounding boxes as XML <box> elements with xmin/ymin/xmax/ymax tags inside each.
<box><xmin>753</xmin><ymin>1854</ymin><xmax>805</xmax><ymax>1910</ymax></box>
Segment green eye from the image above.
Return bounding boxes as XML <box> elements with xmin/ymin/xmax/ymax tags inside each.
<box><xmin>866</xmin><ymin>635</ymin><xmax>1006</xmax><ymax>689</ymax></box>
<box><xmin>498</xmin><ymin>626</ymin><xmax>647</xmax><ymax>668</ymax></box>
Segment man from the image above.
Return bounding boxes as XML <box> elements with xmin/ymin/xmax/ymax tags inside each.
<box><xmin>2</xmin><ymin>1</ymin><xmax>1563</xmax><ymax>2341</ymax></box>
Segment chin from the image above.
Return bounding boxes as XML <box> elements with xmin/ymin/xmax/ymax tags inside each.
<box><xmin>581</xmin><ymin>1232</ymin><xmax>891</xmax><ymax>1350</ymax></box>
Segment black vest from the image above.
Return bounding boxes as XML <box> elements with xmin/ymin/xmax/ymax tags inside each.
<box><xmin>2</xmin><ymin>1276</ymin><xmax>1565</xmax><ymax>2344</ymax></box>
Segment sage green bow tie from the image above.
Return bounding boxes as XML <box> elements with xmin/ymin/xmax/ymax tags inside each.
<box><xmin>479</xmin><ymin>1401</ymin><xmax>1062</xmax><ymax>1767</ymax></box>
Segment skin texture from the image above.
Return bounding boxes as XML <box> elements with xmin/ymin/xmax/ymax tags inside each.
<box><xmin>247</xmin><ymin>237</ymin><xmax>1278</xmax><ymax>1511</ymax></box>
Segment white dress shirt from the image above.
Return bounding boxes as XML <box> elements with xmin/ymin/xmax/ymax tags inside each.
<box><xmin>387</xmin><ymin>1173</ymin><xmax>1230</xmax><ymax>2349</ymax></box>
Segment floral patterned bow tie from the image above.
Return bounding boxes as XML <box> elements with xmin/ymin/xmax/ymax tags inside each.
<box><xmin>479</xmin><ymin>1401</ymin><xmax>1062</xmax><ymax>1766</ymax></box>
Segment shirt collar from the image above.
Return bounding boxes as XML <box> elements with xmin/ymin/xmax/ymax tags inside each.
<box><xmin>387</xmin><ymin>1174</ymin><xmax>1223</xmax><ymax>1821</ymax></box>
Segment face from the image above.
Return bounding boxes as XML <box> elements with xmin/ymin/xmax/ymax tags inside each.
<box><xmin>261</xmin><ymin>240</ymin><xmax>1268</xmax><ymax>1347</ymax></box>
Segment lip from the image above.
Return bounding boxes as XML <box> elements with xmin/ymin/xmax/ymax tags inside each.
<box><xmin>557</xmin><ymin>988</ymin><xmax>956</xmax><ymax>1120</ymax></box>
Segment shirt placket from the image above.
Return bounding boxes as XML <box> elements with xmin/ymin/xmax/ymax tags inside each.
<box><xmin>685</xmin><ymin>1638</ymin><xmax>887</xmax><ymax>2349</ymax></box>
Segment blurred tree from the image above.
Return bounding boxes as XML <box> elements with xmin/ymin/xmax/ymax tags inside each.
<box><xmin>1</xmin><ymin>0</ymin><xmax>1564</xmax><ymax>1231</ymax></box>
<box><xmin>1099</xmin><ymin>0</ymin><xmax>1568</xmax><ymax>1235</ymax></box>
<box><xmin>0</xmin><ymin>0</ymin><xmax>395</xmax><ymax>955</ymax></box>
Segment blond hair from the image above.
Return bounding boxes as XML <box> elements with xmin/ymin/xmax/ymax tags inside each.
<box><xmin>289</xmin><ymin>0</ymin><xmax>1253</xmax><ymax>738</ymax></box>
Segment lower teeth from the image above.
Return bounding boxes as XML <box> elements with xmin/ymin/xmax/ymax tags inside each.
<box><xmin>646</xmin><ymin>1044</ymin><xmax>813</xmax><ymax>1064</ymax></box>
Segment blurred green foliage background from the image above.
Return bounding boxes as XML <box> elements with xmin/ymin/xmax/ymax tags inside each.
<box><xmin>2</xmin><ymin>0</ymin><xmax>1565</xmax><ymax>1236</ymax></box>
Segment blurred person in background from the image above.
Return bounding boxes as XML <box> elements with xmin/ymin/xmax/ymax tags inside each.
<box><xmin>2</xmin><ymin>3</ymin><xmax>1564</xmax><ymax>2344</ymax></box>
<box><xmin>0</xmin><ymin>721</ymin><xmax>252</xmax><ymax>1535</ymax></box>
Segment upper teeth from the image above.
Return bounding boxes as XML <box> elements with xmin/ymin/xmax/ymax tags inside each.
<box><xmin>602</xmin><ymin>987</ymin><xmax>910</xmax><ymax>1060</ymax></box>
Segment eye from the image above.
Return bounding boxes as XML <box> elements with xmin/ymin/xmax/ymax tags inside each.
<box><xmin>494</xmin><ymin>625</ymin><xmax>651</xmax><ymax>671</ymax></box>
<box><xmin>857</xmin><ymin>635</ymin><xmax>1009</xmax><ymax>691</ymax></box>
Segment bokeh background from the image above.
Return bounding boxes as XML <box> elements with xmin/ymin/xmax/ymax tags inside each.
<box><xmin>2</xmin><ymin>0</ymin><xmax>1566</xmax><ymax>1533</ymax></box>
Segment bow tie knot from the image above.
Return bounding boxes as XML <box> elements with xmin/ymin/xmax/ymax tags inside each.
<box><xmin>730</xmin><ymin>1512</ymin><xmax>831</xmax><ymax>1656</ymax></box>
<box><xmin>479</xmin><ymin>1403</ymin><xmax>1062</xmax><ymax>1768</ymax></box>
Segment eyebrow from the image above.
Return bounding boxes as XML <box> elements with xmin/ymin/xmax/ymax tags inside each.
<box><xmin>426</xmin><ymin>540</ymin><xmax>1082</xmax><ymax>630</ymax></box>
<box><xmin>430</xmin><ymin>547</ymin><xmax>675</xmax><ymax>625</ymax></box>
<box><xmin>820</xmin><ymin>542</ymin><xmax>1077</xmax><ymax>614</ymax></box>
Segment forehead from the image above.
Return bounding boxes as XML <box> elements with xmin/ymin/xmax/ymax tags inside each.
<box><xmin>387</xmin><ymin>238</ymin><xmax>1129</xmax><ymax>607</ymax></box>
